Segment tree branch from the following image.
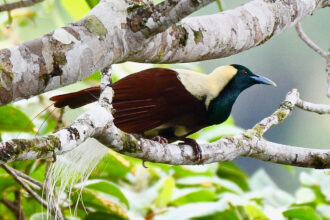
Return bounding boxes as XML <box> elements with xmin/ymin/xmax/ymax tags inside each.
<box><xmin>296</xmin><ymin>97</ymin><xmax>330</xmax><ymax>114</ymax></box>
<box><xmin>327</xmin><ymin>54</ymin><xmax>330</xmax><ymax>97</ymax></box>
<box><xmin>1</xmin><ymin>164</ymin><xmax>64</xmax><ymax>219</ymax></box>
<box><xmin>295</xmin><ymin>22</ymin><xmax>327</xmax><ymax>58</ymax></box>
<box><xmin>126</xmin><ymin>0</ymin><xmax>215</xmax><ymax>36</ymax></box>
<box><xmin>1</xmin><ymin>197</ymin><xmax>25</xmax><ymax>220</ymax></box>
<box><xmin>8</xmin><ymin>165</ymin><xmax>43</xmax><ymax>189</ymax></box>
<box><xmin>1</xmin><ymin>164</ymin><xmax>48</xmax><ymax>207</ymax></box>
<box><xmin>295</xmin><ymin>22</ymin><xmax>330</xmax><ymax>97</ymax></box>
<box><xmin>0</xmin><ymin>0</ymin><xmax>328</xmax><ymax>106</ymax></box>
<box><xmin>130</xmin><ymin>0</ymin><xmax>329</xmax><ymax>63</ymax></box>
<box><xmin>97</xmin><ymin>89</ymin><xmax>330</xmax><ymax>168</ymax></box>
<box><xmin>0</xmin><ymin>0</ymin><xmax>44</xmax><ymax>12</ymax></box>
<box><xmin>1</xmin><ymin>87</ymin><xmax>329</xmax><ymax>168</ymax></box>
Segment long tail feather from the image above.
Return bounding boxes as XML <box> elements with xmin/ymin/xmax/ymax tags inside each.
<box><xmin>50</xmin><ymin>87</ymin><xmax>101</xmax><ymax>108</ymax></box>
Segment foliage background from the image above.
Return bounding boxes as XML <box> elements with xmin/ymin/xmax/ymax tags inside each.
<box><xmin>0</xmin><ymin>0</ymin><xmax>329</xmax><ymax>219</ymax></box>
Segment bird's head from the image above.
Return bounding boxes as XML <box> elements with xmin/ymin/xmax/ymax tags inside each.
<box><xmin>229</xmin><ymin>64</ymin><xmax>276</xmax><ymax>91</ymax></box>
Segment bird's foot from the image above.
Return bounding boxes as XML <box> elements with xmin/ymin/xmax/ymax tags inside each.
<box><xmin>179</xmin><ymin>138</ymin><xmax>202</xmax><ymax>164</ymax></box>
<box><xmin>152</xmin><ymin>136</ymin><xmax>168</xmax><ymax>145</ymax></box>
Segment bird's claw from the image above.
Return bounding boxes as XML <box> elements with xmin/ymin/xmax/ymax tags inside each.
<box><xmin>152</xmin><ymin>136</ymin><xmax>168</xmax><ymax>145</ymax></box>
<box><xmin>179</xmin><ymin>138</ymin><xmax>202</xmax><ymax>164</ymax></box>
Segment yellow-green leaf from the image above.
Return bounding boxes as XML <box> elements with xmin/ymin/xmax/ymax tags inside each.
<box><xmin>0</xmin><ymin>105</ymin><xmax>34</xmax><ymax>132</ymax></box>
<box><xmin>154</xmin><ymin>177</ymin><xmax>175</xmax><ymax>208</ymax></box>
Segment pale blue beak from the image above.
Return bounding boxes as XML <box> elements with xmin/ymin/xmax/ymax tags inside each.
<box><xmin>251</xmin><ymin>75</ymin><xmax>277</xmax><ymax>87</ymax></box>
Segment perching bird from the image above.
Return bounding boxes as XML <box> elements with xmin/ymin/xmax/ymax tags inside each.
<box><xmin>50</xmin><ymin>65</ymin><xmax>276</xmax><ymax>163</ymax></box>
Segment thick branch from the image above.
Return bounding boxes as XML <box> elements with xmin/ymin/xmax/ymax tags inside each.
<box><xmin>130</xmin><ymin>0</ymin><xmax>329</xmax><ymax>63</ymax></box>
<box><xmin>2</xmin><ymin>87</ymin><xmax>329</xmax><ymax>168</ymax></box>
<box><xmin>96</xmin><ymin>89</ymin><xmax>330</xmax><ymax>168</ymax></box>
<box><xmin>127</xmin><ymin>0</ymin><xmax>215</xmax><ymax>36</ymax></box>
<box><xmin>0</xmin><ymin>103</ymin><xmax>112</xmax><ymax>164</ymax></box>
<box><xmin>249</xmin><ymin>140</ymin><xmax>330</xmax><ymax>168</ymax></box>
<box><xmin>0</xmin><ymin>0</ymin><xmax>328</xmax><ymax>106</ymax></box>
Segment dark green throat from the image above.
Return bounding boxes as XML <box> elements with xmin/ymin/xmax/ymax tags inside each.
<box><xmin>207</xmin><ymin>79</ymin><xmax>243</xmax><ymax>125</ymax></box>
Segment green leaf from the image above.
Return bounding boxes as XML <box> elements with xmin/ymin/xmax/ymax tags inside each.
<box><xmin>86</xmin><ymin>212</ymin><xmax>125</xmax><ymax>220</ymax></box>
<box><xmin>217</xmin><ymin>162</ymin><xmax>249</xmax><ymax>191</ymax></box>
<box><xmin>195</xmin><ymin>208</ymin><xmax>243</xmax><ymax>220</ymax></box>
<box><xmin>72</xmin><ymin>189</ymin><xmax>129</xmax><ymax>220</ymax></box>
<box><xmin>85</xmin><ymin>0</ymin><xmax>100</xmax><ymax>8</ymax></box>
<box><xmin>0</xmin><ymin>173</ymin><xmax>17</xmax><ymax>192</ymax></box>
<box><xmin>299</xmin><ymin>170</ymin><xmax>330</xmax><ymax>201</ymax></box>
<box><xmin>250</xmin><ymin>169</ymin><xmax>277</xmax><ymax>190</ymax></box>
<box><xmin>249</xmin><ymin>169</ymin><xmax>295</xmax><ymax>207</ymax></box>
<box><xmin>22</xmin><ymin>198</ymin><xmax>43</xmax><ymax>217</ymax></box>
<box><xmin>155</xmin><ymin>200</ymin><xmax>229</xmax><ymax>220</ymax></box>
<box><xmin>154</xmin><ymin>177</ymin><xmax>175</xmax><ymax>208</ymax></box>
<box><xmin>295</xmin><ymin>187</ymin><xmax>316</xmax><ymax>204</ymax></box>
<box><xmin>38</xmin><ymin>113</ymin><xmax>57</xmax><ymax>134</ymax></box>
<box><xmin>30</xmin><ymin>213</ymin><xmax>55</xmax><ymax>220</ymax></box>
<box><xmin>61</xmin><ymin>0</ymin><xmax>90</xmax><ymax>20</ymax></box>
<box><xmin>172</xmin><ymin>165</ymin><xmax>214</xmax><ymax>178</ymax></box>
<box><xmin>83</xmin><ymin>179</ymin><xmax>129</xmax><ymax>208</ymax></box>
<box><xmin>190</xmin><ymin>117</ymin><xmax>242</xmax><ymax>142</ymax></box>
<box><xmin>171</xmin><ymin>189</ymin><xmax>217</xmax><ymax>206</ymax></box>
<box><xmin>94</xmin><ymin>151</ymin><xmax>133</xmax><ymax>181</ymax></box>
<box><xmin>0</xmin><ymin>105</ymin><xmax>34</xmax><ymax>132</ymax></box>
<box><xmin>316</xmin><ymin>205</ymin><xmax>330</xmax><ymax>219</ymax></box>
<box><xmin>283</xmin><ymin>206</ymin><xmax>321</xmax><ymax>220</ymax></box>
<box><xmin>176</xmin><ymin>176</ymin><xmax>242</xmax><ymax>194</ymax></box>
<box><xmin>83</xmin><ymin>71</ymin><xmax>101</xmax><ymax>82</ymax></box>
<box><xmin>282</xmin><ymin>165</ymin><xmax>295</xmax><ymax>174</ymax></box>
<box><xmin>244</xmin><ymin>204</ymin><xmax>268</xmax><ymax>220</ymax></box>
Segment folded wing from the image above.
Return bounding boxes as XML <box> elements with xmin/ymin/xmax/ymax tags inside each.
<box><xmin>113</xmin><ymin>68</ymin><xmax>206</xmax><ymax>134</ymax></box>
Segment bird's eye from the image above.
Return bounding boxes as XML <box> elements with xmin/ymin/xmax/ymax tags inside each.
<box><xmin>242</xmin><ymin>70</ymin><xmax>247</xmax><ymax>75</ymax></box>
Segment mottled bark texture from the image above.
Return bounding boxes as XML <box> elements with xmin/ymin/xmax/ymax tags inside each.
<box><xmin>0</xmin><ymin>0</ymin><xmax>329</xmax><ymax>105</ymax></box>
<box><xmin>0</xmin><ymin>0</ymin><xmax>329</xmax><ymax>168</ymax></box>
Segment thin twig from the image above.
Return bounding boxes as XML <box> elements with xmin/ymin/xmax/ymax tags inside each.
<box><xmin>1</xmin><ymin>198</ymin><xmax>26</xmax><ymax>220</ymax></box>
<box><xmin>1</xmin><ymin>164</ymin><xmax>48</xmax><ymax>208</ymax></box>
<box><xmin>12</xmin><ymin>167</ymin><xmax>43</xmax><ymax>189</ymax></box>
<box><xmin>0</xmin><ymin>0</ymin><xmax>44</xmax><ymax>12</ymax></box>
<box><xmin>14</xmin><ymin>190</ymin><xmax>25</xmax><ymax>220</ymax></box>
<box><xmin>326</xmin><ymin>54</ymin><xmax>330</xmax><ymax>97</ymax></box>
<box><xmin>295</xmin><ymin>22</ymin><xmax>327</xmax><ymax>58</ymax></box>
<box><xmin>251</xmin><ymin>89</ymin><xmax>298</xmax><ymax>136</ymax></box>
<box><xmin>54</xmin><ymin>108</ymin><xmax>65</xmax><ymax>132</ymax></box>
<box><xmin>296</xmin><ymin>98</ymin><xmax>330</xmax><ymax>114</ymax></box>
<box><xmin>2</xmin><ymin>164</ymin><xmax>65</xmax><ymax>219</ymax></box>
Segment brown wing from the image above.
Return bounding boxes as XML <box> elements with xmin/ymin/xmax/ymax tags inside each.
<box><xmin>113</xmin><ymin>68</ymin><xmax>207</xmax><ymax>134</ymax></box>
